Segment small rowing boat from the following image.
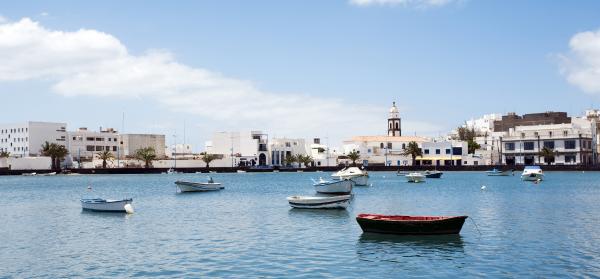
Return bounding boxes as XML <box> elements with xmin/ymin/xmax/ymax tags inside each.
<box><xmin>287</xmin><ymin>195</ymin><xmax>351</xmax><ymax>209</ymax></box>
<box><xmin>356</xmin><ymin>214</ymin><xmax>468</xmax><ymax>235</ymax></box>
<box><xmin>81</xmin><ymin>198</ymin><xmax>134</xmax><ymax>213</ymax></box>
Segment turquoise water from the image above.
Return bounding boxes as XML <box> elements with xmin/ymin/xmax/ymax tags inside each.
<box><xmin>1</xmin><ymin>172</ymin><xmax>600</xmax><ymax>278</ymax></box>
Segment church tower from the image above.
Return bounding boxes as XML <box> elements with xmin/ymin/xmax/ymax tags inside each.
<box><xmin>388</xmin><ymin>102</ymin><xmax>401</xmax><ymax>137</ymax></box>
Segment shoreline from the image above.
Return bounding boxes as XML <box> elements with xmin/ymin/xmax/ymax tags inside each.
<box><xmin>1</xmin><ymin>165</ymin><xmax>598</xmax><ymax>176</ymax></box>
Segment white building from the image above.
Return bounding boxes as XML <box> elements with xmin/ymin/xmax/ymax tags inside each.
<box><xmin>121</xmin><ymin>134</ymin><xmax>166</xmax><ymax>158</ymax></box>
<box><xmin>464</xmin><ymin>113</ymin><xmax>503</xmax><ymax>134</ymax></box>
<box><xmin>501</xmin><ymin>123</ymin><xmax>593</xmax><ymax>165</ymax></box>
<box><xmin>269</xmin><ymin>137</ymin><xmax>308</xmax><ymax>167</ymax></box>
<box><xmin>68</xmin><ymin>127</ymin><xmax>119</xmax><ymax>161</ymax></box>
<box><xmin>0</xmin><ymin>121</ymin><xmax>67</xmax><ymax>157</ymax></box>
<box><xmin>206</xmin><ymin>131</ymin><xmax>269</xmax><ymax>167</ymax></box>
<box><xmin>165</xmin><ymin>144</ymin><xmax>195</xmax><ymax>158</ymax></box>
<box><xmin>342</xmin><ymin>135</ymin><xmax>429</xmax><ymax>166</ymax></box>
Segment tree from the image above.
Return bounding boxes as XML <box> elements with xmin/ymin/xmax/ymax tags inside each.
<box><xmin>0</xmin><ymin>151</ymin><xmax>9</xmax><ymax>158</ymax></box>
<box><xmin>135</xmin><ymin>147</ymin><xmax>157</xmax><ymax>168</ymax></box>
<box><xmin>347</xmin><ymin>150</ymin><xmax>360</xmax><ymax>166</ymax></box>
<box><xmin>53</xmin><ymin>145</ymin><xmax>69</xmax><ymax>170</ymax></box>
<box><xmin>97</xmin><ymin>150</ymin><xmax>114</xmax><ymax>168</ymax></box>
<box><xmin>401</xmin><ymin>141</ymin><xmax>422</xmax><ymax>166</ymax></box>
<box><xmin>200</xmin><ymin>152</ymin><xmax>219</xmax><ymax>168</ymax></box>
<box><xmin>40</xmin><ymin>141</ymin><xmax>57</xmax><ymax>169</ymax></box>
<box><xmin>467</xmin><ymin>140</ymin><xmax>480</xmax><ymax>154</ymax></box>
<box><xmin>283</xmin><ymin>154</ymin><xmax>297</xmax><ymax>167</ymax></box>
<box><xmin>457</xmin><ymin>127</ymin><xmax>477</xmax><ymax>141</ymax></box>
<box><xmin>539</xmin><ymin>147</ymin><xmax>555</xmax><ymax>165</ymax></box>
<box><xmin>297</xmin><ymin>154</ymin><xmax>314</xmax><ymax>168</ymax></box>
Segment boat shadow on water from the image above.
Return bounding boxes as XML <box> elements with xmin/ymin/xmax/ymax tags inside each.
<box><xmin>356</xmin><ymin>233</ymin><xmax>465</xmax><ymax>262</ymax></box>
<box><xmin>287</xmin><ymin>207</ymin><xmax>351</xmax><ymax>218</ymax></box>
<box><xmin>80</xmin><ymin>209</ymin><xmax>133</xmax><ymax>218</ymax></box>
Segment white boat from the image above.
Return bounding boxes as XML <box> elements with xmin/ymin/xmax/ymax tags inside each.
<box><xmin>405</xmin><ymin>172</ymin><xmax>426</xmax><ymax>183</ymax></box>
<box><xmin>38</xmin><ymin>172</ymin><xmax>57</xmax><ymax>176</ymax></box>
<box><xmin>81</xmin><ymin>198</ymin><xmax>133</xmax><ymax>213</ymax></box>
<box><xmin>331</xmin><ymin>167</ymin><xmax>369</xmax><ymax>186</ymax></box>
<box><xmin>486</xmin><ymin>168</ymin><xmax>511</xmax><ymax>176</ymax></box>
<box><xmin>313</xmin><ymin>177</ymin><xmax>354</xmax><ymax>194</ymax></box>
<box><xmin>165</xmin><ymin>168</ymin><xmax>179</xmax><ymax>174</ymax></box>
<box><xmin>175</xmin><ymin>177</ymin><xmax>224</xmax><ymax>192</ymax></box>
<box><xmin>521</xmin><ymin>166</ymin><xmax>544</xmax><ymax>181</ymax></box>
<box><xmin>22</xmin><ymin>172</ymin><xmax>37</xmax><ymax>176</ymax></box>
<box><xmin>287</xmin><ymin>195</ymin><xmax>351</xmax><ymax>209</ymax></box>
<box><xmin>237</xmin><ymin>170</ymin><xmax>246</xmax><ymax>173</ymax></box>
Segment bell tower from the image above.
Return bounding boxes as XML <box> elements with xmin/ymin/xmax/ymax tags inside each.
<box><xmin>388</xmin><ymin>101</ymin><xmax>401</xmax><ymax>137</ymax></box>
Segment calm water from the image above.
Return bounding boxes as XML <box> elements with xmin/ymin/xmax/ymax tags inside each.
<box><xmin>1</xmin><ymin>171</ymin><xmax>600</xmax><ymax>278</ymax></box>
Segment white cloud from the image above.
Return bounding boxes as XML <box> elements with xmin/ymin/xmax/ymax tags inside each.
<box><xmin>0</xmin><ymin>18</ymin><xmax>442</xmax><ymax>143</ymax></box>
<box><xmin>560</xmin><ymin>28</ymin><xmax>600</xmax><ymax>94</ymax></box>
<box><xmin>349</xmin><ymin>0</ymin><xmax>455</xmax><ymax>8</ymax></box>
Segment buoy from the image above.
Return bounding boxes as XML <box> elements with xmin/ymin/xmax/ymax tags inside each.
<box><xmin>87</xmin><ymin>185</ymin><xmax>92</xmax><ymax>190</ymax></box>
<box><xmin>481</xmin><ymin>185</ymin><xmax>486</xmax><ymax>190</ymax></box>
<box><xmin>124</xmin><ymin>204</ymin><xmax>134</xmax><ymax>214</ymax></box>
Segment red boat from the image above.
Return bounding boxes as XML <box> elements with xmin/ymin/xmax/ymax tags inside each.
<box><xmin>356</xmin><ymin>214</ymin><xmax>468</xmax><ymax>235</ymax></box>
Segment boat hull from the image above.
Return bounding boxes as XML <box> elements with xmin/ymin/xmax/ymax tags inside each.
<box><xmin>424</xmin><ymin>172</ymin><xmax>443</xmax><ymax>178</ymax></box>
<box><xmin>331</xmin><ymin>167</ymin><xmax>369</xmax><ymax>186</ymax></box>
<box><xmin>81</xmin><ymin>199</ymin><xmax>132</xmax><ymax>212</ymax></box>
<box><xmin>287</xmin><ymin>195</ymin><xmax>351</xmax><ymax>209</ymax></box>
<box><xmin>521</xmin><ymin>174</ymin><xmax>543</xmax><ymax>181</ymax></box>
<box><xmin>314</xmin><ymin>180</ymin><xmax>354</xmax><ymax>194</ymax></box>
<box><xmin>487</xmin><ymin>171</ymin><xmax>510</xmax><ymax>176</ymax></box>
<box><xmin>406</xmin><ymin>174</ymin><xmax>425</xmax><ymax>183</ymax></box>
<box><xmin>175</xmin><ymin>181</ymin><xmax>224</xmax><ymax>192</ymax></box>
<box><xmin>356</xmin><ymin>214</ymin><xmax>468</xmax><ymax>235</ymax></box>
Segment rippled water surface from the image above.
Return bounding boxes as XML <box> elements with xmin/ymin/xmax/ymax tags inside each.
<box><xmin>2</xmin><ymin>171</ymin><xmax>600</xmax><ymax>278</ymax></box>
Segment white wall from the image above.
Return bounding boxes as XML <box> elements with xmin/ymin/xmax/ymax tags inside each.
<box><xmin>6</xmin><ymin>157</ymin><xmax>52</xmax><ymax>170</ymax></box>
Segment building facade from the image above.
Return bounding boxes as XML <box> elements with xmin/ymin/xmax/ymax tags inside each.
<box><xmin>269</xmin><ymin>138</ymin><xmax>308</xmax><ymax>166</ymax></box>
<box><xmin>68</xmin><ymin>127</ymin><xmax>119</xmax><ymax>161</ymax></box>
<box><xmin>206</xmin><ymin>131</ymin><xmax>269</xmax><ymax>167</ymax></box>
<box><xmin>0</xmin><ymin>121</ymin><xmax>67</xmax><ymax>157</ymax></box>
<box><xmin>121</xmin><ymin>134</ymin><xmax>166</xmax><ymax>158</ymax></box>
<box><xmin>493</xmin><ymin>112</ymin><xmax>571</xmax><ymax>132</ymax></box>
<box><xmin>501</xmin><ymin>123</ymin><xmax>593</xmax><ymax>165</ymax></box>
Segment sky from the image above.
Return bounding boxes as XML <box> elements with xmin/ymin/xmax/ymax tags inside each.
<box><xmin>2</xmin><ymin>0</ymin><xmax>600</xmax><ymax>150</ymax></box>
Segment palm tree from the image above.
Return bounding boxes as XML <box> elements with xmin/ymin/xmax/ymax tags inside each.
<box><xmin>97</xmin><ymin>150</ymin><xmax>114</xmax><ymax>168</ymax></box>
<box><xmin>200</xmin><ymin>152</ymin><xmax>219</xmax><ymax>168</ymax></box>
<box><xmin>0</xmin><ymin>151</ymin><xmax>9</xmax><ymax>158</ymax></box>
<box><xmin>284</xmin><ymin>154</ymin><xmax>297</xmax><ymax>167</ymax></box>
<box><xmin>347</xmin><ymin>150</ymin><xmax>360</xmax><ymax>166</ymax></box>
<box><xmin>135</xmin><ymin>147</ymin><xmax>157</xmax><ymax>168</ymax></box>
<box><xmin>40</xmin><ymin>141</ymin><xmax>57</xmax><ymax>169</ymax></box>
<box><xmin>53</xmin><ymin>145</ymin><xmax>69</xmax><ymax>170</ymax></box>
<box><xmin>401</xmin><ymin>141</ymin><xmax>422</xmax><ymax>166</ymax></box>
<box><xmin>297</xmin><ymin>154</ymin><xmax>314</xmax><ymax>168</ymax></box>
<box><xmin>539</xmin><ymin>147</ymin><xmax>555</xmax><ymax>165</ymax></box>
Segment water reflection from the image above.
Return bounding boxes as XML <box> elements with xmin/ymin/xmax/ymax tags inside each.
<box><xmin>356</xmin><ymin>233</ymin><xmax>465</xmax><ymax>262</ymax></box>
<box><xmin>287</xmin><ymin>208</ymin><xmax>350</xmax><ymax>219</ymax></box>
<box><xmin>80</xmin><ymin>210</ymin><xmax>132</xmax><ymax>219</ymax></box>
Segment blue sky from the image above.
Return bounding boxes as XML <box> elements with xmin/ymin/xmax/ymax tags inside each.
<box><xmin>2</xmin><ymin>0</ymin><xmax>600</xmax><ymax>149</ymax></box>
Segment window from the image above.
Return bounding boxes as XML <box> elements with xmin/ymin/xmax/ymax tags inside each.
<box><xmin>387</xmin><ymin>142</ymin><xmax>392</xmax><ymax>149</ymax></box>
<box><xmin>452</xmin><ymin>147</ymin><xmax>462</xmax><ymax>155</ymax></box>
<box><xmin>86</xmin><ymin>145</ymin><xmax>94</xmax><ymax>151</ymax></box>
<box><xmin>86</xmin><ymin>137</ymin><xmax>95</xmax><ymax>141</ymax></box>
<box><xmin>521</xmin><ymin>133</ymin><xmax>525</xmax><ymax>139</ymax></box>
<box><xmin>564</xmin><ymin>140</ymin><xmax>576</xmax><ymax>149</ymax></box>
<box><xmin>424</xmin><ymin>149</ymin><xmax>430</xmax><ymax>155</ymax></box>
<box><xmin>563</xmin><ymin>131</ymin><xmax>568</xmax><ymax>136</ymax></box>
<box><xmin>549</xmin><ymin>131</ymin><xmax>553</xmax><ymax>137</ymax></box>
<box><xmin>96</xmin><ymin>146</ymin><xmax>103</xmax><ymax>151</ymax></box>
<box><xmin>565</xmin><ymin>154</ymin><xmax>576</xmax><ymax>163</ymax></box>
<box><xmin>543</xmin><ymin>141</ymin><xmax>555</xmax><ymax>149</ymax></box>
<box><xmin>435</xmin><ymin>149</ymin><xmax>440</xmax><ymax>154</ymax></box>
<box><xmin>108</xmin><ymin>138</ymin><xmax>111</xmax><ymax>142</ymax></box>
<box><xmin>402</xmin><ymin>143</ymin><xmax>406</xmax><ymax>149</ymax></box>
<box><xmin>446</xmin><ymin>149</ymin><xmax>451</xmax><ymax>154</ymax></box>
<box><xmin>73</xmin><ymin>137</ymin><xmax>76</xmax><ymax>140</ymax></box>
<box><xmin>380</xmin><ymin>143</ymin><xmax>384</xmax><ymax>149</ymax></box>
<box><xmin>113</xmin><ymin>146</ymin><xmax>117</xmax><ymax>151</ymax></box>
<box><xmin>395</xmin><ymin>122</ymin><xmax>399</xmax><ymax>130</ymax></box>
<box><xmin>534</xmin><ymin>132</ymin><xmax>539</xmax><ymax>137</ymax></box>
<box><xmin>505</xmin><ymin>143</ymin><xmax>515</xmax><ymax>151</ymax></box>
<box><xmin>96</xmin><ymin>138</ymin><xmax>103</xmax><ymax>141</ymax></box>
<box><xmin>524</xmin><ymin>142</ymin><xmax>534</xmax><ymax>150</ymax></box>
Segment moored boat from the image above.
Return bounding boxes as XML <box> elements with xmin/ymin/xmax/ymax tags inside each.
<box><xmin>331</xmin><ymin>167</ymin><xmax>369</xmax><ymax>186</ymax></box>
<box><xmin>486</xmin><ymin>168</ymin><xmax>511</xmax><ymax>176</ymax></box>
<box><xmin>175</xmin><ymin>177</ymin><xmax>223</xmax><ymax>192</ymax></box>
<box><xmin>81</xmin><ymin>198</ymin><xmax>133</xmax><ymax>213</ymax></box>
<box><xmin>356</xmin><ymin>214</ymin><xmax>468</xmax><ymax>235</ymax></box>
<box><xmin>423</xmin><ymin>170</ymin><xmax>443</xmax><ymax>178</ymax></box>
<box><xmin>287</xmin><ymin>195</ymin><xmax>351</xmax><ymax>209</ymax></box>
<box><xmin>405</xmin><ymin>172</ymin><xmax>426</xmax><ymax>183</ymax></box>
<box><xmin>313</xmin><ymin>177</ymin><xmax>354</xmax><ymax>194</ymax></box>
<box><xmin>521</xmin><ymin>166</ymin><xmax>544</xmax><ymax>181</ymax></box>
